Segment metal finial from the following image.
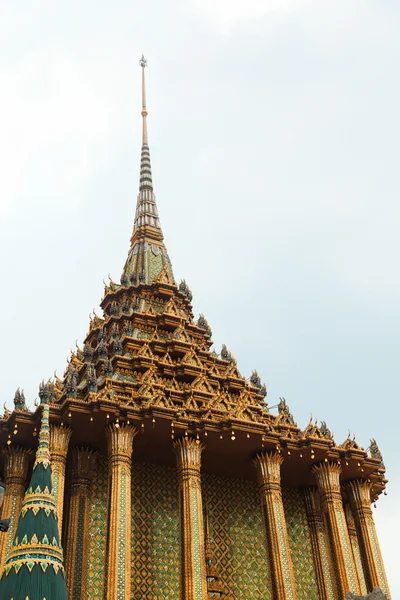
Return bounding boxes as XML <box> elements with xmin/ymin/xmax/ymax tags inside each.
<box><xmin>140</xmin><ymin>54</ymin><xmax>148</xmax><ymax>144</ymax></box>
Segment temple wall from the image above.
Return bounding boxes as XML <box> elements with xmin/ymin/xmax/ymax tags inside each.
<box><xmin>131</xmin><ymin>461</ymin><xmax>180</xmax><ymax>599</ymax></box>
<box><xmin>202</xmin><ymin>472</ymin><xmax>272</xmax><ymax>599</ymax></box>
<box><xmin>282</xmin><ymin>487</ymin><xmax>320</xmax><ymax>600</ymax></box>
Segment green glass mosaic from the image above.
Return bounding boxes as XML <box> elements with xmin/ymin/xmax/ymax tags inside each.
<box><xmin>191</xmin><ymin>485</ymin><xmax>205</xmax><ymax>599</ymax></box>
<box><xmin>282</xmin><ymin>487</ymin><xmax>319</xmax><ymax>600</ymax></box>
<box><xmin>202</xmin><ymin>472</ymin><xmax>271</xmax><ymax>599</ymax></box>
<box><xmin>131</xmin><ymin>462</ymin><xmax>180</xmax><ymax>600</ymax></box>
<box><xmin>72</xmin><ymin>494</ymin><xmax>86</xmax><ymax>599</ymax></box>
<box><xmin>87</xmin><ymin>456</ymin><xmax>108</xmax><ymax>600</ymax></box>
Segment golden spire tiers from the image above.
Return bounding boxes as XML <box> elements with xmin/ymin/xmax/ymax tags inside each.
<box><xmin>121</xmin><ymin>54</ymin><xmax>174</xmax><ymax>286</ymax></box>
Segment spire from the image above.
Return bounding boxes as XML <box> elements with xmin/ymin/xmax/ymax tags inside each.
<box><xmin>0</xmin><ymin>381</ymin><xmax>68</xmax><ymax>600</ymax></box>
<box><xmin>121</xmin><ymin>56</ymin><xmax>174</xmax><ymax>287</ymax></box>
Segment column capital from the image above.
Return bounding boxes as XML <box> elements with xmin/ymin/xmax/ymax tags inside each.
<box><xmin>105</xmin><ymin>423</ymin><xmax>137</xmax><ymax>467</ymax></box>
<box><xmin>173</xmin><ymin>437</ymin><xmax>204</xmax><ymax>477</ymax></box>
<box><xmin>312</xmin><ymin>461</ymin><xmax>342</xmax><ymax>504</ymax></box>
<box><xmin>50</xmin><ymin>424</ymin><xmax>73</xmax><ymax>459</ymax></box>
<box><xmin>253</xmin><ymin>451</ymin><xmax>283</xmax><ymax>494</ymax></box>
<box><xmin>304</xmin><ymin>486</ymin><xmax>323</xmax><ymax>525</ymax></box>
<box><xmin>70</xmin><ymin>447</ymin><xmax>97</xmax><ymax>489</ymax></box>
<box><xmin>2</xmin><ymin>446</ymin><xmax>32</xmax><ymax>487</ymax></box>
<box><xmin>345</xmin><ymin>479</ymin><xmax>372</xmax><ymax>512</ymax></box>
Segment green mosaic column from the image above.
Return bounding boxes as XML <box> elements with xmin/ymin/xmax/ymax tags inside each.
<box><xmin>173</xmin><ymin>437</ymin><xmax>207</xmax><ymax>600</ymax></box>
<box><xmin>105</xmin><ymin>423</ymin><xmax>137</xmax><ymax>600</ymax></box>
<box><xmin>312</xmin><ymin>462</ymin><xmax>358</xmax><ymax>598</ymax></box>
<box><xmin>304</xmin><ymin>487</ymin><xmax>336</xmax><ymax>600</ymax></box>
<box><xmin>0</xmin><ymin>446</ymin><xmax>31</xmax><ymax>572</ymax></box>
<box><xmin>64</xmin><ymin>447</ymin><xmax>97</xmax><ymax>600</ymax></box>
<box><xmin>253</xmin><ymin>452</ymin><xmax>297</xmax><ymax>600</ymax></box>
<box><xmin>346</xmin><ymin>480</ymin><xmax>391</xmax><ymax>598</ymax></box>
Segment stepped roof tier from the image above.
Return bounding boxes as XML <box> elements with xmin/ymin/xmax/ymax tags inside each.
<box><xmin>0</xmin><ymin>58</ymin><xmax>387</xmax><ymax>498</ymax></box>
<box><xmin>0</xmin><ymin>383</ymin><xmax>68</xmax><ymax>600</ymax></box>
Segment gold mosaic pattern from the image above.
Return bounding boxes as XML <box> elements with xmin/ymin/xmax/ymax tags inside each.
<box><xmin>274</xmin><ymin>498</ymin><xmax>296</xmax><ymax>600</ymax></box>
<box><xmin>117</xmin><ymin>470</ymin><xmax>127</xmax><ymax>600</ymax></box>
<box><xmin>335</xmin><ymin>507</ymin><xmax>358</xmax><ymax>593</ymax></box>
<box><xmin>191</xmin><ymin>485</ymin><xmax>205</xmax><ymax>598</ymax></box>
<box><xmin>202</xmin><ymin>472</ymin><xmax>271</xmax><ymax>598</ymax></box>
<box><xmin>72</xmin><ymin>495</ymin><xmax>86</xmax><ymax>599</ymax></box>
<box><xmin>4</xmin><ymin>493</ymin><xmax>19</xmax><ymax>563</ymax></box>
<box><xmin>368</xmin><ymin>519</ymin><xmax>389</xmax><ymax>596</ymax></box>
<box><xmin>282</xmin><ymin>487</ymin><xmax>319</xmax><ymax>600</ymax></box>
<box><xmin>317</xmin><ymin>525</ymin><xmax>335</xmax><ymax>600</ymax></box>
<box><xmin>350</xmin><ymin>536</ymin><xmax>367</xmax><ymax>595</ymax></box>
<box><xmin>87</xmin><ymin>456</ymin><xmax>108</xmax><ymax>600</ymax></box>
<box><xmin>131</xmin><ymin>461</ymin><xmax>180</xmax><ymax>599</ymax></box>
<box><xmin>52</xmin><ymin>471</ymin><xmax>60</xmax><ymax>508</ymax></box>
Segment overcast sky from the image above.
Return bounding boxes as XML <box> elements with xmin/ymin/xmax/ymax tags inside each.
<box><xmin>1</xmin><ymin>0</ymin><xmax>399</xmax><ymax>594</ymax></box>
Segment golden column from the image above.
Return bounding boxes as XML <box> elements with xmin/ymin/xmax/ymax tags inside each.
<box><xmin>0</xmin><ymin>446</ymin><xmax>31</xmax><ymax>569</ymax></box>
<box><xmin>343</xmin><ymin>502</ymin><xmax>367</xmax><ymax>595</ymax></box>
<box><xmin>312</xmin><ymin>462</ymin><xmax>359</xmax><ymax>597</ymax></box>
<box><xmin>303</xmin><ymin>487</ymin><xmax>336</xmax><ymax>600</ymax></box>
<box><xmin>65</xmin><ymin>448</ymin><xmax>97</xmax><ymax>600</ymax></box>
<box><xmin>253</xmin><ymin>451</ymin><xmax>297</xmax><ymax>600</ymax></box>
<box><xmin>50</xmin><ymin>423</ymin><xmax>73</xmax><ymax>535</ymax></box>
<box><xmin>173</xmin><ymin>437</ymin><xmax>207</xmax><ymax>600</ymax></box>
<box><xmin>105</xmin><ymin>423</ymin><xmax>137</xmax><ymax>600</ymax></box>
<box><xmin>346</xmin><ymin>480</ymin><xmax>391</xmax><ymax>598</ymax></box>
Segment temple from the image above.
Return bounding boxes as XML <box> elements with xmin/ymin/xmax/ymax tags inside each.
<box><xmin>0</xmin><ymin>57</ymin><xmax>391</xmax><ymax>600</ymax></box>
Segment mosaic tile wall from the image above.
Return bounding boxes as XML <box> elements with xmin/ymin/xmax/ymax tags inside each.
<box><xmin>131</xmin><ymin>461</ymin><xmax>180</xmax><ymax>599</ymax></box>
<box><xmin>87</xmin><ymin>455</ymin><xmax>108</xmax><ymax>600</ymax></box>
<box><xmin>202</xmin><ymin>472</ymin><xmax>271</xmax><ymax>599</ymax></box>
<box><xmin>282</xmin><ymin>487</ymin><xmax>319</xmax><ymax>600</ymax></box>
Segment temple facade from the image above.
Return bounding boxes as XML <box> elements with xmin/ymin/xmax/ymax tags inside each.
<box><xmin>0</xmin><ymin>57</ymin><xmax>391</xmax><ymax>600</ymax></box>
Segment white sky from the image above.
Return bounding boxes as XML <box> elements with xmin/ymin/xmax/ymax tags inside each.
<box><xmin>0</xmin><ymin>0</ymin><xmax>399</xmax><ymax>594</ymax></box>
